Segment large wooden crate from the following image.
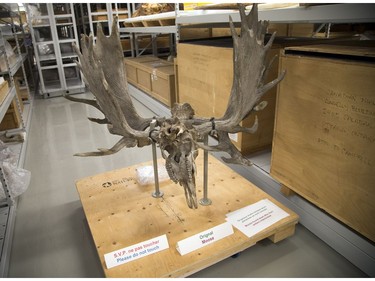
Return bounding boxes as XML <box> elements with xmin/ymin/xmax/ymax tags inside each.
<box><xmin>177</xmin><ymin>38</ymin><xmax>283</xmax><ymax>154</ymax></box>
<box><xmin>271</xmin><ymin>44</ymin><xmax>375</xmax><ymax>242</ymax></box>
<box><xmin>124</xmin><ymin>56</ymin><xmax>176</xmax><ymax>107</ymax></box>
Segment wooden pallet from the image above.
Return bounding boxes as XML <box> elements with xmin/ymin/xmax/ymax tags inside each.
<box><xmin>76</xmin><ymin>153</ymin><xmax>298</xmax><ymax>277</ymax></box>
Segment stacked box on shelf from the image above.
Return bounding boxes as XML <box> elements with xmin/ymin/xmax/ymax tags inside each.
<box><xmin>92</xmin><ymin>10</ymin><xmax>108</xmax><ymax>21</ymax></box>
<box><xmin>270</xmin><ymin>43</ymin><xmax>375</xmax><ymax>242</ymax></box>
<box><xmin>0</xmin><ymin>79</ymin><xmax>9</xmax><ymax>105</ymax></box>
<box><xmin>124</xmin><ymin>56</ymin><xmax>176</xmax><ymax>107</ymax></box>
<box><xmin>0</xmin><ymin>77</ymin><xmax>23</xmax><ymax>131</ymax></box>
<box><xmin>14</xmin><ymin>68</ymin><xmax>29</xmax><ymax>102</ymax></box>
<box><xmin>0</xmin><ymin>96</ymin><xmax>22</xmax><ymax>131</ymax></box>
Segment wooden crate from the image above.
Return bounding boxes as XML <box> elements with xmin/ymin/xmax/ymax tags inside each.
<box><xmin>76</xmin><ymin>153</ymin><xmax>298</xmax><ymax>277</ymax></box>
<box><xmin>271</xmin><ymin>44</ymin><xmax>375</xmax><ymax>242</ymax></box>
<box><xmin>124</xmin><ymin>57</ymin><xmax>176</xmax><ymax>107</ymax></box>
<box><xmin>120</xmin><ymin>38</ymin><xmax>131</xmax><ymax>51</ymax></box>
<box><xmin>14</xmin><ymin>75</ymin><xmax>29</xmax><ymax>103</ymax></box>
<box><xmin>92</xmin><ymin>9</ymin><xmax>108</xmax><ymax>21</ymax></box>
<box><xmin>0</xmin><ymin>96</ymin><xmax>22</xmax><ymax>131</ymax></box>
<box><xmin>177</xmin><ymin>38</ymin><xmax>281</xmax><ymax>154</ymax></box>
<box><xmin>136</xmin><ymin>35</ymin><xmax>171</xmax><ymax>49</ymax></box>
<box><xmin>0</xmin><ymin>80</ymin><xmax>9</xmax><ymax>105</ymax></box>
<box><xmin>268</xmin><ymin>23</ymin><xmax>314</xmax><ymax>37</ymax></box>
<box><xmin>124</xmin><ymin>56</ymin><xmax>159</xmax><ymax>85</ymax></box>
<box><xmin>180</xmin><ymin>28</ymin><xmax>212</xmax><ymax>40</ymax></box>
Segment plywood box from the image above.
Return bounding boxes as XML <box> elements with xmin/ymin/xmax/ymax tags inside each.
<box><xmin>0</xmin><ymin>96</ymin><xmax>22</xmax><ymax>131</ymax></box>
<box><xmin>124</xmin><ymin>56</ymin><xmax>176</xmax><ymax>107</ymax></box>
<box><xmin>124</xmin><ymin>56</ymin><xmax>159</xmax><ymax>85</ymax></box>
<box><xmin>14</xmin><ymin>75</ymin><xmax>29</xmax><ymax>103</ymax></box>
<box><xmin>271</xmin><ymin>44</ymin><xmax>375</xmax><ymax>242</ymax></box>
<box><xmin>177</xmin><ymin>38</ymin><xmax>281</xmax><ymax>154</ymax></box>
<box><xmin>92</xmin><ymin>9</ymin><xmax>108</xmax><ymax>21</ymax></box>
<box><xmin>0</xmin><ymin>80</ymin><xmax>9</xmax><ymax>105</ymax></box>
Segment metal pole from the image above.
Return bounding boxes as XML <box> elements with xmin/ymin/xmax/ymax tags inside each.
<box><xmin>149</xmin><ymin>119</ymin><xmax>163</xmax><ymax>198</ymax></box>
<box><xmin>199</xmin><ymin>134</ymin><xmax>212</xmax><ymax>206</ymax></box>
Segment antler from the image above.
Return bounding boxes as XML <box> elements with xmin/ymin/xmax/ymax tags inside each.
<box><xmin>68</xmin><ymin>4</ymin><xmax>284</xmax><ymax>209</ymax></box>
<box><xmin>193</xmin><ymin>4</ymin><xmax>285</xmax><ymax>165</ymax></box>
<box><xmin>67</xmin><ymin>18</ymin><xmax>160</xmax><ymax>156</ymax></box>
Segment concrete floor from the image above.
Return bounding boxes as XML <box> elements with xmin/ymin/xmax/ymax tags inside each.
<box><xmin>8</xmin><ymin>92</ymin><xmax>367</xmax><ymax>277</ymax></box>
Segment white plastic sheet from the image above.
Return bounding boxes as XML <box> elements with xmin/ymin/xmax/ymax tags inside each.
<box><xmin>0</xmin><ymin>141</ymin><xmax>31</xmax><ymax>199</ymax></box>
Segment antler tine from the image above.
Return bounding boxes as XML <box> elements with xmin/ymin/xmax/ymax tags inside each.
<box><xmin>238</xmin><ymin>3</ymin><xmax>250</xmax><ymax>34</ymax></box>
<box><xmin>65</xmin><ymin>15</ymin><xmax>158</xmax><ymax>157</ymax></box>
<box><xmin>228</xmin><ymin>15</ymin><xmax>239</xmax><ymax>42</ymax></box>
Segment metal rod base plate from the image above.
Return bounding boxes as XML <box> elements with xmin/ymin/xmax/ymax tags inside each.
<box><xmin>199</xmin><ymin>198</ymin><xmax>212</xmax><ymax>206</ymax></box>
<box><xmin>152</xmin><ymin>191</ymin><xmax>164</xmax><ymax>198</ymax></box>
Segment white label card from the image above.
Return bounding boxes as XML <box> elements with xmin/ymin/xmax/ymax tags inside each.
<box><xmin>104</xmin><ymin>234</ymin><xmax>169</xmax><ymax>269</ymax></box>
<box><xmin>176</xmin><ymin>222</ymin><xmax>234</xmax><ymax>256</ymax></box>
<box><xmin>226</xmin><ymin>199</ymin><xmax>290</xmax><ymax>238</ymax></box>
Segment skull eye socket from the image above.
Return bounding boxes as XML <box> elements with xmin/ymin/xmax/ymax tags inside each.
<box><xmin>174</xmin><ymin>153</ymin><xmax>181</xmax><ymax>163</ymax></box>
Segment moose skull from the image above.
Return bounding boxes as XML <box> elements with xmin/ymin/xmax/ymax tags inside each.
<box><xmin>68</xmin><ymin>4</ymin><xmax>285</xmax><ymax>209</ymax></box>
<box><xmin>158</xmin><ymin>104</ymin><xmax>199</xmax><ymax>208</ymax></box>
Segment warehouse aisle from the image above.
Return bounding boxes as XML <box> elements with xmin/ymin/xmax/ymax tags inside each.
<box><xmin>8</xmin><ymin>93</ymin><xmax>366</xmax><ymax>277</ymax></box>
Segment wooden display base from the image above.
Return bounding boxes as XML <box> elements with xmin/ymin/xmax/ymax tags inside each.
<box><xmin>76</xmin><ymin>153</ymin><xmax>299</xmax><ymax>277</ymax></box>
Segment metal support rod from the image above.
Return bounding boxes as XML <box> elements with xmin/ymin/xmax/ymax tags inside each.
<box><xmin>200</xmin><ymin>134</ymin><xmax>212</xmax><ymax>206</ymax></box>
<box><xmin>149</xmin><ymin>119</ymin><xmax>163</xmax><ymax>198</ymax></box>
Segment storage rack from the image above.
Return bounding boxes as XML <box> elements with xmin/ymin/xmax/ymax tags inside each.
<box><xmin>26</xmin><ymin>3</ymin><xmax>85</xmax><ymax>98</ymax></box>
<box><xmin>121</xmin><ymin>3</ymin><xmax>375</xmax><ymax>55</ymax></box>
<box><xmin>121</xmin><ymin>3</ymin><xmax>375</xmax><ymax>276</ymax></box>
<box><xmin>0</xmin><ymin>3</ymin><xmax>33</xmax><ymax>277</ymax></box>
<box><xmin>122</xmin><ymin>3</ymin><xmax>177</xmax><ymax>57</ymax></box>
<box><xmin>74</xmin><ymin>3</ymin><xmax>133</xmax><ymax>56</ymax></box>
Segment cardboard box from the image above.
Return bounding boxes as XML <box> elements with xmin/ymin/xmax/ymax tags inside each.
<box><xmin>271</xmin><ymin>44</ymin><xmax>375</xmax><ymax>242</ymax></box>
<box><xmin>124</xmin><ymin>56</ymin><xmax>176</xmax><ymax>107</ymax></box>
<box><xmin>177</xmin><ymin>38</ymin><xmax>282</xmax><ymax>154</ymax></box>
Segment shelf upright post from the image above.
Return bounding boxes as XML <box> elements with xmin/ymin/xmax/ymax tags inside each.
<box><xmin>14</xmin><ymin>4</ymin><xmax>32</xmax><ymax>102</ymax></box>
<box><xmin>0</xmin><ymin>167</ymin><xmax>13</xmax><ymax>207</ymax></box>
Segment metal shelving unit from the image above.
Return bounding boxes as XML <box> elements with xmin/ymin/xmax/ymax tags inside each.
<box><xmin>0</xmin><ymin>3</ymin><xmax>33</xmax><ymax>277</ymax></box>
<box><xmin>74</xmin><ymin>3</ymin><xmax>133</xmax><ymax>56</ymax></box>
<box><xmin>120</xmin><ymin>3</ymin><xmax>375</xmax><ymax>276</ymax></box>
<box><xmin>176</xmin><ymin>3</ymin><xmax>375</xmax><ymax>25</ymax></box>
<box><xmin>26</xmin><ymin>3</ymin><xmax>85</xmax><ymax>98</ymax></box>
<box><xmin>121</xmin><ymin>3</ymin><xmax>375</xmax><ymax>55</ymax></box>
<box><xmin>121</xmin><ymin>4</ymin><xmax>177</xmax><ymax>57</ymax></box>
